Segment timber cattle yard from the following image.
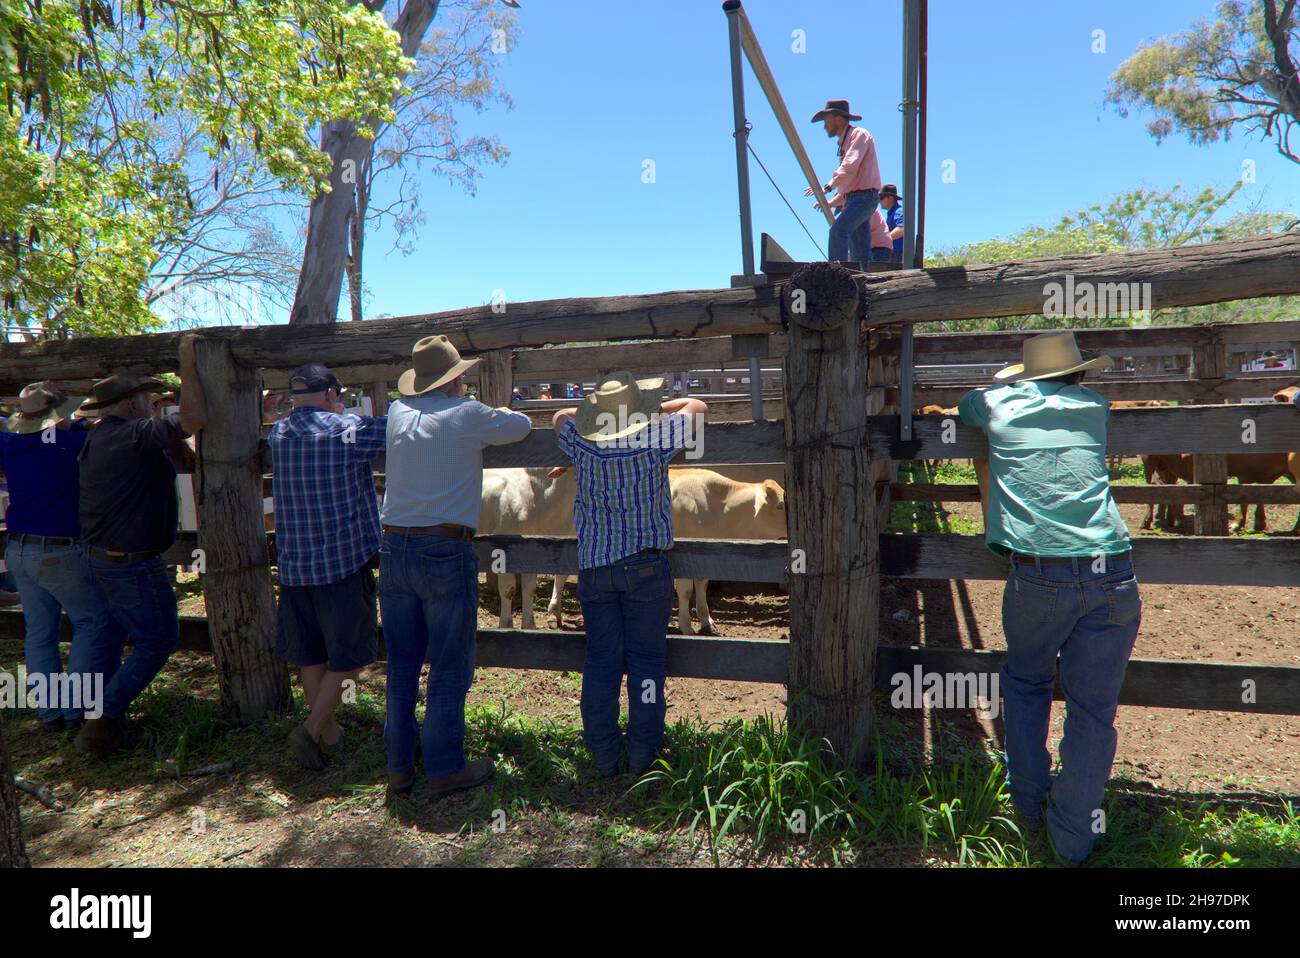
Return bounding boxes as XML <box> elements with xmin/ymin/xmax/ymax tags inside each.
<box><xmin>2</xmin><ymin>2</ymin><xmax>1300</xmax><ymax>931</ymax></box>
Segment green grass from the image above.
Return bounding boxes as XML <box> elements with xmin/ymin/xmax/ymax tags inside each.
<box><xmin>5</xmin><ymin>638</ymin><xmax>1298</xmax><ymax>867</ymax></box>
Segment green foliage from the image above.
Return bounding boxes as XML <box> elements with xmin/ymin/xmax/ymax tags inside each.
<box><xmin>1105</xmin><ymin>1</ymin><xmax>1300</xmax><ymax>163</ymax></box>
<box><xmin>926</xmin><ymin>182</ymin><xmax>1298</xmax><ymax>332</ymax></box>
<box><xmin>0</xmin><ymin>0</ymin><xmax>412</xmax><ymax>336</ymax></box>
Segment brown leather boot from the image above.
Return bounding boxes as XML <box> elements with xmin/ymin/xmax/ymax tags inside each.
<box><xmin>74</xmin><ymin>716</ymin><xmax>135</xmax><ymax>758</ymax></box>
<box><xmin>387</xmin><ymin>769</ymin><xmax>416</xmax><ymax>795</ymax></box>
<box><xmin>427</xmin><ymin>758</ymin><xmax>495</xmax><ymax>800</ymax></box>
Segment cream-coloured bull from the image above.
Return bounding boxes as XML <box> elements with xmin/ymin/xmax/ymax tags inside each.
<box><xmin>670</xmin><ymin>469</ymin><xmax>786</xmax><ymax>635</ymax></box>
<box><xmin>478</xmin><ymin>467</ymin><xmax>576</xmax><ymax>629</ymax></box>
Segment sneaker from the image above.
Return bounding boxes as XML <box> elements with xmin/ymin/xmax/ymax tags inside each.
<box><xmin>287</xmin><ymin>724</ymin><xmax>325</xmax><ymax>771</ymax></box>
<box><xmin>74</xmin><ymin>716</ymin><xmax>136</xmax><ymax>758</ymax></box>
<box><xmin>427</xmin><ymin>758</ymin><xmax>495</xmax><ymax>800</ymax></box>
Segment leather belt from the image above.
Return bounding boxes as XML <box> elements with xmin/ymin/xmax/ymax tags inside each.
<box><xmin>382</xmin><ymin>524</ymin><xmax>474</xmax><ymax>541</ymax></box>
<box><xmin>1012</xmin><ymin>551</ymin><xmax>1131</xmax><ymax>566</ymax></box>
<box><xmin>9</xmin><ymin>534</ymin><xmax>75</xmax><ymax>547</ymax></box>
<box><xmin>88</xmin><ymin>547</ymin><xmax>161</xmax><ymax>564</ymax></box>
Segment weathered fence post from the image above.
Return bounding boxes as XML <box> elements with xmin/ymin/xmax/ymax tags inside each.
<box><xmin>782</xmin><ymin>263</ymin><xmax>878</xmax><ymax>766</ymax></box>
<box><xmin>477</xmin><ymin>348</ymin><xmax>514</xmax><ymax>407</ymax></box>
<box><xmin>194</xmin><ymin>339</ymin><xmax>291</xmax><ymax>723</ymax></box>
<box><xmin>1192</xmin><ymin>327</ymin><xmax>1229</xmax><ymax>536</ymax></box>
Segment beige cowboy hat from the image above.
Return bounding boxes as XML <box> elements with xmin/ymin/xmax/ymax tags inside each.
<box><xmin>575</xmin><ymin>371</ymin><xmax>664</xmax><ymax>441</ymax></box>
<box><xmin>994</xmin><ymin>330</ymin><xmax>1114</xmax><ymax>383</ymax></box>
<box><xmin>397</xmin><ymin>335</ymin><xmax>479</xmax><ymax>397</ymax></box>
<box><xmin>4</xmin><ymin>382</ymin><xmax>80</xmax><ymax>434</ymax></box>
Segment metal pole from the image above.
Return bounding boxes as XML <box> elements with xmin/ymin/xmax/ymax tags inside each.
<box><xmin>899</xmin><ymin>0</ymin><xmax>920</xmax><ymax>440</ymax></box>
<box><xmin>725</xmin><ymin>2</ymin><xmax>756</xmax><ymax>279</ymax></box>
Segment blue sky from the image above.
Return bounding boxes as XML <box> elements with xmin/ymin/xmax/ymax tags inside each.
<box><xmin>358</xmin><ymin>0</ymin><xmax>1300</xmax><ymax>319</ymax></box>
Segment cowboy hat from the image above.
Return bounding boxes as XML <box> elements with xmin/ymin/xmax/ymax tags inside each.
<box><xmin>811</xmin><ymin>99</ymin><xmax>862</xmax><ymax>122</ymax></box>
<box><xmin>397</xmin><ymin>335</ymin><xmax>479</xmax><ymax>397</ymax></box>
<box><xmin>994</xmin><ymin>330</ymin><xmax>1114</xmax><ymax>383</ymax></box>
<box><xmin>574</xmin><ymin>371</ymin><xmax>664</xmax><ymax>442</ymax></box>
<box><xmin>3</xmin><ymin>382</ymin><xmax>80</xmax><ymax>434</ymax></box>
<box><xmin>77</xmin><ymin>373</ymin><xmax>168</xmax><ymax>412</ymax></box>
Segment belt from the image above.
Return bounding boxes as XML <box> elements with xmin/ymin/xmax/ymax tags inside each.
<box><xmin>88</xmin><ymin>547</ymin><xmax>161</xmax><ymax>564</ymax></box>
<box><xmin>845</xmin><ymin>188</ymin><xmax>878</xmax><ymax>198</ymax></box>
<box><xmin>9</xmin><ymin>534</ymin><xmax>75</xmax><ymax>547</ymax></box>
<box><xmin>1012</xmin><ymin>551</ymin><xmax>1131</xmax><ymax>566</ymax></box>
<box><xmin>383</xmin><ymin>524</ymin><xmax>474</xmax><ymax>541</ymax></box>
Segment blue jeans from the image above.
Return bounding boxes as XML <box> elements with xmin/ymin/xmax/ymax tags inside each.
<box><xmin>577</xmin><ymin>551</ymin><xmax>674</xmax><ymax>774</ymax></box>
<box><xmin>5</xmin><ymin>539</ymin><xmax>110</xmax><ymax>724</ymax></box>
<box><xmin>88</xmin><ymin>556</ymin><xmax>180</xmax><ymax>720</ymax></box>
<box><xmin>828</xmin><ymin>190</ymin><xmax>880</xmax><ymax>265</ymax></box>
<box><xmin>869</xmin><ymin>247</ymin><xmax>894</xmax><ymax>263</ymax></box>
<box><xmin>1000</xmin><ymin>554</ymin><xmax>1142</xmax><ymax>863</ymax></box>
<box><xmin>379</xmin><ymin>534</ymin><xmax>478</xmax><ymax>779</ymax></box>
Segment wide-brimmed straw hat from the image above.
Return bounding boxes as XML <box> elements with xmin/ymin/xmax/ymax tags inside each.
<box><xmin>77</xmin><ymin>373</ymin><xmax>167</xmax><ymax>412</ymax></box>
<box><xmin>575</xmin><ymin>371</ymin><xmax>664</xmax><ymax>441</ymax></box>
<box><xmin>811</xmin><ymin>98</ymin><xmax>862</xmax><ymax>122</ymax></box>
<box><xmin>3</xmin><ymin>382</ymin><xmax>80</xmax><ymax>434</ymax></box>
<box><xmin>397</xmin><ymin>335</ymin><xmax>479</xmax><ymax>397</ymax></box>
<box><xmin>994</xmin><ymin>330</ymin><xmax>1114</xmax><ymax>383</ymax></box>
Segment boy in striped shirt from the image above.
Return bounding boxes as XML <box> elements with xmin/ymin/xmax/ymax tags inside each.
<box><xmin>553</xmin><ymin>373</ymin><xmax>706</xmax><ymax>777</ymax></box>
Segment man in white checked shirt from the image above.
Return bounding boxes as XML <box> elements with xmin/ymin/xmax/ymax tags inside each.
<box><xmin>553</xmin><ymin>372</ymin><xmax>706</xmax><ymax>778</ymax></box>
<box><xmin>379</xmin><ymin>335</ymin><xmax>531</xmax><ymax>799</ymax></box>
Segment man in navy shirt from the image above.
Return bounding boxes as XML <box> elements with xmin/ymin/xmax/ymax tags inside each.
<box><xmin>880</xmin><ymin>184</ymin><xmax>905</xmax><ymax>264</ymax></box>
<box><xmin>0</xmin><ymin>383</ymin><xmax>108</xmax><ymax>732</ymax></box>
<box><xmin>74</xmin><ymin>335</ymin><xmax>207</xmax><ymax>758</ymax></box>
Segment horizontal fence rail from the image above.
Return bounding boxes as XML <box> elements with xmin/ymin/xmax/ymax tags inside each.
<box><xmin>142</xmin><ymin>532</ymin><xmax>1300</xmax><ymax>588</ymax></box>
<box><xmin>2</xmin><ymin>610</ymin><xmax>1295</xmax><ymax>715</ymax></box>
<box><xmin>892</xmin><ymin>482</ymin><xmax>1300</xmax><ymax>507</ymax></box>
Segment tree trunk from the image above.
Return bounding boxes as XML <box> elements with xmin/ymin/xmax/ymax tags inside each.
<box><xmin>194</xmin><ymin>339</ymin><xmax>292</xmax><ymax>722</ymax></box>
<box><xmin>290</xmin><ymin>0</ymin><xmax>443</xmax><ymax>325</ymax></box>
<box><xmin>782</xmin><ymin>263</ymin><xmax>877</xmax><ymax>767</ymax></box>
<box><xmin>0</xmin><ymin>719</ymin><xmax>30</xmax><ymax>868</ymax></box>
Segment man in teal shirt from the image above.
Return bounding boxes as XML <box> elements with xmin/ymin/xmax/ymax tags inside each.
<box><xmin>958</xmin><ymin>330</ymin><xmax>1142</xmax><ymax>866</ymax></box>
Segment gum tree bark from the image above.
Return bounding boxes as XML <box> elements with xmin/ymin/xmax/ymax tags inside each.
<box><xmin>0</xmin><ymin>719</ymin><xmax>29</xmax><ymax>868</ymax></box>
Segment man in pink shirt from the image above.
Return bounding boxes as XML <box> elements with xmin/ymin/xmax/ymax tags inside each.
<box><xmin>805</xmin><ymin>99</ymin><xmax>883</xmax><ymax>266</ymax></box>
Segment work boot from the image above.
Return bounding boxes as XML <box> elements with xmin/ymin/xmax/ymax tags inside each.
<box><xmin>74</xmin><ymin>716</ymin><xmax>136</xmax><ymax>758</ymax></box>
<box><xmin>387</xmin><ymin>768</ymin><xmax>416</xmax><ymax>796</ymax></box>
<box><xmin>287</xmin><ymin>724</ymin><xmax>326</xmax><ymax>771</ymax></box>
<box><xmin>427</xmin><ymin>758</ymin><xmax>495</xmax><ymax>800</ymax></box>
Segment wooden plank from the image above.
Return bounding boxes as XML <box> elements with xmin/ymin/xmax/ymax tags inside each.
<box><xmin>870</xmin><ymin>403</ymin><xmax>1300</xmax><ymax>459</ymax></box>
<box><xmin>1192</xmin><ymin>332</ymin><xmax>1230</xmax><ymax>535</ymax></box>
<box><xmin>733</xmin><ymin>6</ymin><xmax>835</xmax><ymax>226</ymax></box>
<box><xmin>890</xmin><ymin>482</ymin><xmax>1300</xmax><ymax>506</ymax></box>
<box><xmin>876</xmin><ymin>647</ymin><xmax>1300</xmax><ymax>715</ymax></box>
<box><xmin>513</xmin><ymin>336</ymin><xmax>787</xmax><ymax>382</ymax></box>
<box><xmin>3</xmin><ymin>610</ymin><xmax>1295</xmax><ymax>713</ymax></box>
<box><xmin>481</xmin><ymin>420</ymin><xmax>785</xmax><ymax>468</ymax></box>
<box><xmin>858</xmin><ymin>233</ymin><xmax>1300</xmax><ymax>327</ymax></box>
<box><xmin>880</xmin><ymin>533</ymin><xmax>1300</xmax><ymax>586</ymax></box>
<box><xmin>476</xmin><ymin>348</ymin><xmax>514</xmax><ymax>408</ymax></box>
<box><xmin>909</xmin><ymin>374</ymin><xmax>1297</xmax><ymax>407</ymax></box>
<box><xmin>472</xmin><ymin>536</ymin><xmax>788</xmax><ymax>583</ymax></box>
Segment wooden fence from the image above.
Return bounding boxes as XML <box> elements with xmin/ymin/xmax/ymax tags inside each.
<box><xmin>1</xmin><ymin>231</ymin><xmax>1299</xmax><ymax>760</ymax></box>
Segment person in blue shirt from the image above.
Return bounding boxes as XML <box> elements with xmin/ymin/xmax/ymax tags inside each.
<box><xmin>958</xmin><ymin>330</ymin><xmax>1141</xmax><ymax>867</ymax></box>
<box><xmin>880</xmin><ymin>184</ymin><xmax>905</xmax><ymax>263</ymax></box>
<box><xmin>0</xmin><ymin>383</ymin><xmax>107</xmax><ymax>732</ymax></box>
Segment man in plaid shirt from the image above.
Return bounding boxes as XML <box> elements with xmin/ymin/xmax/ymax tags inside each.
<box><xmin>268</xmin><ymin>363</ymin><xmax>386</xmax><ymax>770</ymax></box>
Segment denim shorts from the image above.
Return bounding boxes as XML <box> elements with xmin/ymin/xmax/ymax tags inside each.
<box><xmin>275</xmin><ymin>560</ymin><xmax>378</xmax><ymax>672</ymax></box>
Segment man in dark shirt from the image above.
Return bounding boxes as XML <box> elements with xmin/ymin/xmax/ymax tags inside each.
<box><xmin>74</xmin><ymin>335</ymin><xmax>207</xmax><ymax>758</ymax></box>
<box><xmin>0</xmin><ymin>383</ymin><xmax>109</xmax><ymax>732</ymax></box>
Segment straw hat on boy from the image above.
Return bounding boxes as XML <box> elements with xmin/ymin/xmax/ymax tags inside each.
<box><xmin>575</xmin><ymin>371</ymin><xmax>664</xmax><ymax>441</ymax></box>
